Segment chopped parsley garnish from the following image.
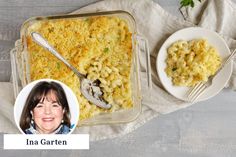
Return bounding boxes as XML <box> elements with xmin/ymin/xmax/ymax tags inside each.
<box><xmin>104</xmin><ymin>47</ymin><xmax>109</xmax><ymax>53</ymax></box>
<box><xmin>56</xmin><ymin>62</ymin><xmax>61</xmax><ymax>70</ymax></box>
<box><xmin>172</xmin><ymin>67</ymin><xmax>177</xmax><ymax>71</ymax></box>
<box><xmin>180</xmin><ymin>0</ymin><xmax>202</xmax><ymax>8</ymax></box>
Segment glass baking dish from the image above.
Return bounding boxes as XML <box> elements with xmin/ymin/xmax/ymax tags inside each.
<box><xmin>10</xmin><ymin>10</ymin><xmax>152</xmax><ymax>126</ymax></box>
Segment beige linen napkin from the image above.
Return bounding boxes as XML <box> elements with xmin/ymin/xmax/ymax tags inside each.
<box><xmin>0</xmin><ymin>0</ymin><xmax>236</xmax><ymax>141</ymax></box>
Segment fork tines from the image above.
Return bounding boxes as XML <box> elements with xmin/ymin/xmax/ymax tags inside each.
<box><xmin>188</xmin><ymin>82</ymin><xmax>207</xmax><ymax>102</ymax></box>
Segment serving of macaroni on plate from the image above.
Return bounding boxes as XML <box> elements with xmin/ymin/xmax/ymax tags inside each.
<box><xmin>165</xmin><ymin>39</ymin><xmax>222</xmax><ymax>87</ymax></box>
<box><xmin>26</xmin><ymin>16</ymin><xmax>133</xmax><ymax>120</ymax></box>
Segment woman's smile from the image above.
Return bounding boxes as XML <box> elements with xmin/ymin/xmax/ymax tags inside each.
<box><xmin>42</xmin><ymin>117</ymin><xmax>54</xmax><ymax>122</ymax></box>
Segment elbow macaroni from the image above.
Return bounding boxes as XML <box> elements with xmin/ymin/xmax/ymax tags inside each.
<box><xmin>26</xmin><ymin>16</ymin><xmax>133</xmax><ymax>120</ymax></box>
<box><xmin>165</xmin><ymin>39</ymin><xmax>222</xmax><ymax>87</ymax></box>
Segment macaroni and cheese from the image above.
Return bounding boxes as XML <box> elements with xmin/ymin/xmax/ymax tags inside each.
<box><xmin>165</xmin><ymin>39</ymin><xmax>222</xmax><ymax>87</ymax></box>
<box><xmin>26</xmin><ymin>16</ymin><xmax>133</xmax><ymax>120</ymax></box>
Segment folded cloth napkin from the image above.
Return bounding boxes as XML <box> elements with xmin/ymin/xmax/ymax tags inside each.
<box><xmin>0</xmin><ymin>0</ymin><xmax>236</xmax><ymax>141</ymax></box>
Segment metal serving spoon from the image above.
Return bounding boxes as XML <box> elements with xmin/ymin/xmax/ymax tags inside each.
<box><xmin>31</xmin><ymin>32</ymin><xmax>112</xmax><ymax>109</ymax></box>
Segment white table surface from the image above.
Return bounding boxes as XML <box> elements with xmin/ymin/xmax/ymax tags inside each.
<box><xmin>0</xmin><ymin>0</ymin><xmax>236</xmax><ymax>156</ymax></box>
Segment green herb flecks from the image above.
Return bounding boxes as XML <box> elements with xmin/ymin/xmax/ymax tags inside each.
<box><xmin>104</xmin><ymin>47</ymin><xmax>109</xmax><ymax>53</ymax></box>
<box><xmin>172</xmin><ymin>67</ymin><xmax>177</xmax><ymax>71</ymax></box>
<box><xmin>56</xmin><ymin>62</ymin><xmax>61</xmax><ymax>70</ymax></box>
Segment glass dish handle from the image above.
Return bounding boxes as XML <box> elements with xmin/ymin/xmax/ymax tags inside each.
<box><xmin>136</xmin><ymin>35</ymin><xmax>152</xmax><ymax>90</ymax></box>
<box><xmin>10</xmin><ymin>39</ymin><xmax>23</xmax><ymax>99</ymax></box>
<box><xmin>10</xmin><ymin>47</ymin><xmax>19</xmax><ymax>99</ymax></box>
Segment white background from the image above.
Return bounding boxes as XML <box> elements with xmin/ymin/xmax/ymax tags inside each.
<box><xmin>4</xmin><ymin>134</ymin><xmax>89</xmax><ymax>149</ymax></box>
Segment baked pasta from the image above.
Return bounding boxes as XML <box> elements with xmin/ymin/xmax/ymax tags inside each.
<box><xmin>26</xmin><ymin>16</ymin><xmax>133</xmax><ymax>120</ymax></box>
<box><xmin>165</xmin><ymin>39</ymin><xmax>222</xmax><ymax>87</ymax></box>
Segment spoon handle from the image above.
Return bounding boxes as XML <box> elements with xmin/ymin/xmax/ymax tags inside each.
<box><xmin>31</xmin><ymin>32</ymin><xmax>85</xmax><ymax>79</ymax></box>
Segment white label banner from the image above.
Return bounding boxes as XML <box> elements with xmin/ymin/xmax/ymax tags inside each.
<box><xmin>4</xmin><ymin>134</ymin><xmax>89</xmax><ymax>149</ymax></box>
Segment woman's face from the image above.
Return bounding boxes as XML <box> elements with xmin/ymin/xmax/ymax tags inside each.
<box><xmin>32</xmin><ymin>90</ymin><xmax>64</xmax><ymax>134</ymax></box>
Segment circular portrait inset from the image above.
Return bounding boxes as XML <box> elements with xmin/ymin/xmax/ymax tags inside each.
<box><xmin>14</xmin><ymin>79</ymin><xmax>79</xmax><ymax>134</ymax></box>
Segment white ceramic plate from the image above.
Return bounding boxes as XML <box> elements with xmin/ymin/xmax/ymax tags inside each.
<box><xmin>156</xmin><ymin>27</ymin><xmax>233</xmax><ymax>102</ymax></box>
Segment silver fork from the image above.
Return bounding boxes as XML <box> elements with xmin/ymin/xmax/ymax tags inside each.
<box><xmin>188</xmin><ymin>48</ymin><xmax>236</xmax><ymax>102</ymax></box>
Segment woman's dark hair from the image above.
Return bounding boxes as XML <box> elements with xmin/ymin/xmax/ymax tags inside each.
<box><xmin>20</xmin><ymin>81</ymin><xmax>71</xmax><ymax>132</ymax></box>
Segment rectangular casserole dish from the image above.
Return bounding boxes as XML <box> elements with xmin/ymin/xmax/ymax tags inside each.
<box><xmin>11</xmin><ymin>10</ymin><xmax>151</xmax><ymax>126</ymax></box>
